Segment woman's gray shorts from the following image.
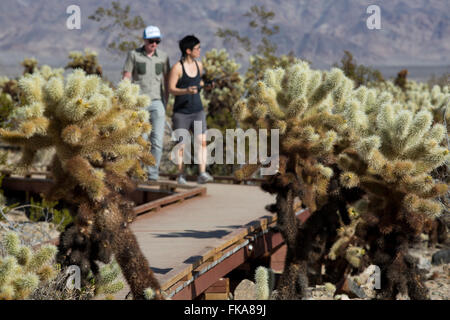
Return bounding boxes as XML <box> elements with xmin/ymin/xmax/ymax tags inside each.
<box><xmin>172</xmin><ymin>110</ymin><xmax>207</xmax><ymax>134</ymax></box>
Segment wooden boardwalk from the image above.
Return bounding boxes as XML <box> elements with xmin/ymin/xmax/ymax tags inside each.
<box><xmin>0</xmin><ymin>171</ymin><xmax>284</xmax><ymax>300</ymax></box>
<box><xmin>117</xmin><ymin>181</ymin><xmax>280</xmax><ymax>299</ymax></box>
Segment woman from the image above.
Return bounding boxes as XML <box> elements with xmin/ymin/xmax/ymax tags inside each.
<box><xmin>168</xmin><ymin>35</ymin><xmax>213</xmax><ymax>184</ymax></box>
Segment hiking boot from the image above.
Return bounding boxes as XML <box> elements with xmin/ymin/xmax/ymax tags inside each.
<box><xmin>177</xmin><ymin>174</ymin><xmax>187</xmax><ymax>185</ymax></box>
<box><xmin>197</xmin><ymin>172</ymin><xmax>213</xmax><ymax>184</ymax></box>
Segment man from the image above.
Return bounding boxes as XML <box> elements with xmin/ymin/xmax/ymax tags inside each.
<box><xmin>122</xmin><ymin>25</ymin><xmax>170</xmax><ymax>181</ymax></box>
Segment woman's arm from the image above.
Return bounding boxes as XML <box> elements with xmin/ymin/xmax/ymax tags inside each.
<box><xmin>168</xmin><ymin>62</ymin><xmax>197</xmax><ymax>96</ymax></box>
<box><xmin>198</xmin><ymin>61</ymin><xmax>214</xmax><ymax>89</ymax></box>
<box><xmin>198</xmin><ymin>61</ymin><xmax>204</xmax><ymax>87</ymax></box>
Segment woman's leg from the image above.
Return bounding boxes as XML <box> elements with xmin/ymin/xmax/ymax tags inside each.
<box><xmin>172</xmin><ymin>112</ymin><xmax>192</xmax><ymax>184</ymax></box>
<box><xmin>177</xmin><ymin>144</ymin><xmax>185</xmax><ymax>173</ymax></box>
<box><xmin>195</xmin><ymin>133</ymin><xmax>207</xmax><ymax>173</ymax></box>
<box><xmin>194</xmin><ymin>111</ymin><xmax>213</xmax><ymax>183</ymax></box>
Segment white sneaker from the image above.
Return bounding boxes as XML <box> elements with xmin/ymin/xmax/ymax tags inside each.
<box><xmin>197</xmin><ymin>172</ymin><xmax>213</xmax><ymax>184</ymax></box>
<box><xmin>177</xmin><ymin>174</ymin><xmax>187</xmax><ymax>185</ymax></box>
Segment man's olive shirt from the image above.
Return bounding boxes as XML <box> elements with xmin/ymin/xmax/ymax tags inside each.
<box><xmin>123</xmin><ymin>46</ymin><xmax>170</xmax><ymax>102</ymax></box>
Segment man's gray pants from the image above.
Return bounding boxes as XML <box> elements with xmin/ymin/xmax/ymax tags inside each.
<box><xmin>145</xmin><ymin>100</ymin><xmax>165</xmax><ymax>180</ymax></box>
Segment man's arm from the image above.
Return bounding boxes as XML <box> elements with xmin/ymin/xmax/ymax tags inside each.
<box><xmin>122</xmin><ymin>51</ymin><xmax>134</xmax><ymax>81</ymax></box>
<box><xmin>163</xmin><ymin>56</ymin><xmax>170</xmax><ymax>104</ymax></box>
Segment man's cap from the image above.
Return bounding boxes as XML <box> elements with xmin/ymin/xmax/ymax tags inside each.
<box><xmin>143</xmin><ymin>26</ymin><xmax>162</xmax><ymax>39</ymax></box>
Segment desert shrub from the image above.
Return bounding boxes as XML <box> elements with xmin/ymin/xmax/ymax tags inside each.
<box><xmin>88</xmin><ymin>1</ymin><xmax>145</xmax><ymax>56</ymax></box>
<box><xmin>28</xmin><ymin>197</ymin><xmax>73</xmax><ymax>232</ymax></box>
<box><xmin>216</xmin><ymin>5</ymin><xmax>304</xmax><ymax>92</ymax></box>
<box><xmin>428</xmin><ymin>73</ymin><xmax>450</xmax><ymax>89</ymax></box>
<box><xmin>333</xmin><ymin>50</ymin><xmax>384</xmax><ymax>88</ymax></box>
<box><xmin>394</xmin><ymin>69</ymin><xmax>408</xmax><ymax>90</ymax></box>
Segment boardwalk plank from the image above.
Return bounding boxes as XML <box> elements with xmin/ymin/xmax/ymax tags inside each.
<box><xmin>115</xmin><ymin>182</ymin><xmax>276</xmax><ymax>299</ymax></box>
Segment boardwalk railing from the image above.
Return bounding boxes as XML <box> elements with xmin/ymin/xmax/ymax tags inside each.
<box><xmin>0</xmin><ymin>170</ymin><xmax>206</xmax><ymax>216</ymax></box>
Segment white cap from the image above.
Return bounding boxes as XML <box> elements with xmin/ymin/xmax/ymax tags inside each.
<box><xmin>143</xmin><ymin>26</ymin><xmax>162</xmax><ymax>39</ymax></box>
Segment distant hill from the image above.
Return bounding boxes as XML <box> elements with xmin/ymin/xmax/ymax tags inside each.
<box><xmin>0</xmin><ymin>0</ymin><xmax>449</xmax><ymax>80</ymax></box>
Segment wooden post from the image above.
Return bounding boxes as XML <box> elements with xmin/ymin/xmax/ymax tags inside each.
<box><xmin>204</xmin><ymin>278</ymin><xmax>230</xmax><ymax>300</ymax></box>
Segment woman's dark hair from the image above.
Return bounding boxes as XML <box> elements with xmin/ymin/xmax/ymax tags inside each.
<box><xmin>179</xmin><ymin>35</ymin><xmax>200</xmax><ymax>58</ymax></box>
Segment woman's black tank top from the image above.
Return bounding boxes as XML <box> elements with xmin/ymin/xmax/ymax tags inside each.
<box><xmin>173</xmin><ymin>60</ymin><xmax>203</xmax><ymax>114</ymax></box>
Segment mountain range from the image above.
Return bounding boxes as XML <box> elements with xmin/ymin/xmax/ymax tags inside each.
<box><xmin>0</xmin><ymin>0</ymin><xmax>448</xmax><ymax>81</ymax></box>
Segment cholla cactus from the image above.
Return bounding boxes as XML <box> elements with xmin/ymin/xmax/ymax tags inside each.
<box><xmin>0</xmin><ymin>92</ymin><xmax>15</xmax><ymax>128</ymax></box>
<box><xmin>34</xmin><ymin>65</ymin><xmax>64</xmax><ymax>81</ymax></box>
<box><xmin>235</xmin><ymin>62</ymin><xmax>349</xmax><ymax>211</ymax></box>
<box><xmin>233</xmin><ymin>62</ymin><xmax>366</xmax><ymax>299</ymax></box>
<box><xmin>0</xmin><ymin>65</ymin><xmax>64</xmax><ymax>129</ymax></box>
<box><xmin>0</xmin><ymin>232</ymin><xmax>57</xmax><ymax>300</ymax></box>
<box><xmin>371</xmin><ymin>80</ymin><xmax>450</xmax><ymax>130</ymax></box>
<box><xmin>93</xmin><ymin>260</ymin><xmax>124</xmax><ymax>297</ymax></box>
<box><xmin>337</xmin><ymin>95</ymin><xmax>449</xmax><ymax>299</ymax></box>
<box><xmin>334</xmin><ymin>83</ymin><xmax>448</xmax><ymax>299</ymax></box>
<box><xmin>344</xmin><ymin>246</ymin><xmax>366</xmax><ymax>268</ymax></box>
<box><xmin>66</xmin><ymin>49</ymin><xmax>103</xmax><ymax>76</ymax></box>
<box><xmin>201</xmin><ymin>49</ymin><xmax>245</xmax><ymax>175</ymax></box>
<box><xmin>21</xmin><ymin>58</ymin><xmax>38</xmax><ymax>75</ymax></box>
<box><xmin>0</xmin><ymin>77</ymin><xmax>20</xmax><ymax>104</ymax></box>
<box><xmin>234</xmin><ymin>61</ymin><xmax>448</xmax><ymax>300</ymax></box>
<box><xmin>0</xmin><ymin>76</ymin><xmax>21</xmax><ymax>131</ymax></box>
<box><xmin>244</xmin><ymin>54</ymin><xmax>301</xmax><ymax>91</ymax></box>
<box><xmin>341</xmin><ymin>104</ymin><xmax>448</xmax><ymax>227</ymax></box>
<box><xmin>202</xmin><ymin>49</ymin><xmax>244</xmax><ymax>129</ymax></box>
<box><xmin>328</xmin><ymin>209</ymin><xmax>361</xmax><ymax>261</ymax></box>
<box><xmin>0</xmin><ymin>69</ymin><xmax>162</xmax><ymax>299</ymax></box>
<box><xmin>254</xmin><ymin>266</ymin><xmax>275</xmax><ymax>300</ymax></box>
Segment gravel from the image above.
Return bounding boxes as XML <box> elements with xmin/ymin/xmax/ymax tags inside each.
<box><xmin>0</xmin><ymin>209</ymin><xmax>60</xmax><ymax>249</ymax></box>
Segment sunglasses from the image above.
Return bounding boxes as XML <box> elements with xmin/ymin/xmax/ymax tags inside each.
<box><xmin>147</xmin><ymin>39</ymin><xmax>161</xmax><ymax>44</ymax></box>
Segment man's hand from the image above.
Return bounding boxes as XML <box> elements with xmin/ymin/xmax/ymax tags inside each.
<box><xmin>123</xmin><ymin>71</ymin><xmax>132</xmax><ymax>80</ymax></box>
